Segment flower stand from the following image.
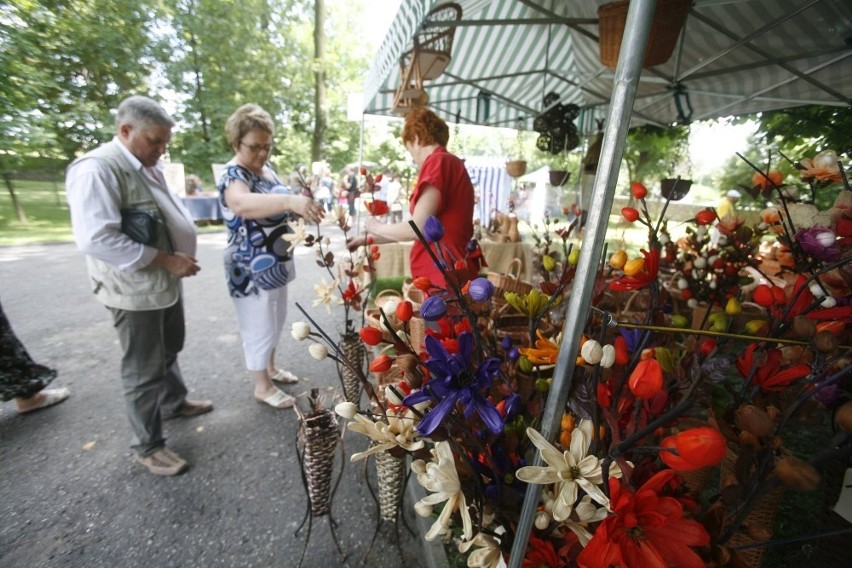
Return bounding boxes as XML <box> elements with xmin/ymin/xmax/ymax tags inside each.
<box><xmin>337</xmin><ymin>333</ymin><xmax>366</xmax><ymax>404</ymax></box>
<box><xmin>360</xmin><ymin>448</ymin><xmax>414</xmax><ymax>565</ymax></box>
<box><xmin>293</xmin><ymin>389</ymin><xmax>346</xmax><ymax>567</ymax></box>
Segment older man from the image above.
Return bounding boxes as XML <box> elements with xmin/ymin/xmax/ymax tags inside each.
<box><xmin>66</xmin><ymin>95</ymin><xmax>212</xmax><ymax>476</ymax></box>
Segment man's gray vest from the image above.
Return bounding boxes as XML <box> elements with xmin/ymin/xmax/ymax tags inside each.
<box><xmin>71</xmin><ymin>141</ymin><xmax>179</xmax><ymax>311</ymax></box>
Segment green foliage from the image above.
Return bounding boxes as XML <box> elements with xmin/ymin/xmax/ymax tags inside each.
<box><xmin>0</xmin><ymin>0</ymin><xmax>158</xmax><ymax>160</ymax></box>
<box><xmin>621</xmin><ymin>124</ymin><xmax>691</xmax><ymax>186</ymax></box>
<box><xmin>738</xmin><ymin>105</ymin><xmax>852</xmax><ymax>158</ymax></box>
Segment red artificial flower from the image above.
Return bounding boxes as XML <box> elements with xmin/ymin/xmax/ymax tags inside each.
<box><xmin>614</xmin><ymin>335</ymin><xmax>630</xmax><ymax>365</ymax></box>
<box><xmin>359</xmin><ymin>326</ymin><xmax>383</xmax><ymax>346</ymax></box>
<box><xmin>341</xmin><ymin>279</ymin><xmax>363</xmax><ymax>306</ymax></box>
<box><xmin>413</xmin><ymin>276</ymin><xmax>433</xmax><ymax>292</ymax></box>
<box><xmin>631</xmin><ymin>181</ymin><xmax>648</xmax><ymax>200</ymax></box>
<box><xmin>661</xmin><ymin>427</ymin><xmax>726</xmax><ymax>471</ymax></box>
<box><xmin>396</xmin><ymin>300</ymin><xmax>413</xmax><ymax>322</ymax></box>
<box><xmin>610</xmin><ymin>248</ymin><xmax>660</xmax><ymax>292</ymax></box>
<box><xmin>365</xmin><ymin>200</ymin><xmax>389</xmax><ymax>216</ymax></box>
<box><xmin>523</xmin><ymin>534</ymin><xmax>566</xmax><ymax>568</ymax></box>
<box><xmin>695</xmin><ymin>209</ymin><xmax>718</xmax><ymax>225</ymax></box>
<box><xmin>659</xmin><ymin>435</ymin><xmax>699</xmax><ymax>471</ymax></box>
<box><xmin>628</xmin><ymin>358</ymin><xmax>664</xmax><ymax>399</ymax></box>
<box><xmin>735</xmin><ymin>343</ymin><xmax>811</xmax><ymax>392</ymax></box>
<box><xmin>359</xmin><ymin>165</ymin><xmax>367</xmax><ymax>176</ymax></box>
<box><xmin>369</xmin><ymin>354</ymin><xmax>393</xmax><ymax>373</ymax></box>
<box><xmin>621</xmin><ymin>207</ymin><xmax>640</xmax><ymax>223</ymax></box>
<box><xmin>578</xmin><ymin>470</ymin><xmax>710</xmax><ymax>568</ymax></box>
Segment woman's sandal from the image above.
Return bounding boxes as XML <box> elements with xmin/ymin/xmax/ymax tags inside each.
<box><xmin>255</xmin><ymin>388</ymin><xmax>295</xmax><ymax>409</ymax></box>
<box><xmin>17</xmin><ymin>388</ymin><xmax>71</xmax><ymax>414</ymax></box>
<box><xmin>269</xmin><ymin>369</ymin><xmax>299</xmax><ymax>384</ymax></box>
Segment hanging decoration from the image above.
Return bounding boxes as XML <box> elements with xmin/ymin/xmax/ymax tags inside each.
<box><xmin>534</xmin><ymin>91</ymin><xmax>580</xmax><ymax>156</ymax></box>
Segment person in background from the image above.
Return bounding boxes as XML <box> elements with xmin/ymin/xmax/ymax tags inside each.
<box><xmin>1</xmin><ymin>298</ymin><xmax>70</xmax><ymax>414</ymax></box>
<box><xmin>314</xmin><ymin>168</ymin><xmax>333</xmax><ymax>213</ymax></box>
<box><xmin>344</xmin><ymin>166</ymin><xmax>359</xmax><ymax>216</ymax></box>
<box><xmin>65</xmin><ymin>95</ymin><xmax>212</xmax><ymax>477</ymax></box>
<box><xmin>717</xmin><ymin>189</ymin><xmax>741</xmax><ymax>219</ymax></box>
<box><xmin>347</xmin><ymin>107</ymin><xmax>477</xmax><ymax>288</ymax></box>
<box><xmin>185</xmin><ymin>174</ymin><xmax>204</xmax><ymax>196</ymax></box>
<box><xmin>217</xmin><ymin>104</ymin><xmax>324</xmax><ymax>410</ymax></box>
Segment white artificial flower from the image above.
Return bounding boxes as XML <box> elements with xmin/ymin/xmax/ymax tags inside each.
<box><xmin>312</xmin><ymin>278</ymin><xmax>344</xmax><ymax>313</ymax></box>
<box><xmin>458</xmin><ymin>530</ymin><xmax>504</xmax><ymax>568</ymax></box>
<box><xmin>515</xmin><ymin>420</ymin><xmax>618</xmax><ymax>521</ymax></box>
<box><xmin>560</xmin><ymin>495</ymin><xmax>609</xmax><ymax>546</ymax></box>
<box><xmin>334</xmin><ymin>401</ymin><xmax>358</xmax><ymax>419</ymax></box>
<box><xmin>281</xmin><ymin>218</ymin><xmax>309</xmax><ymax>252</ymax></box>
<box><xmin>412</xmin><ymin>441</ymin><xmax>473</xmax><ymax>541</ymax></box>
<box><xmin>308</xmin><ymin>343</ymin><xmax>328</xmax><ymax>360</ymax></box>
<box><xmin>347</xmin><ymin>407</ymin><xmax>423</xmax><ymax>461</ymax></box>
<box><xmin>291</xmin><ymin>321</ymin><xmax>311</xmax><ymax>341</ymax></box>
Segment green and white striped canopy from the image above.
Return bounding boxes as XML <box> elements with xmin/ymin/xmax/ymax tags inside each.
<box><xmin>363</xmin><ymin>0</ymin><xmax>851</xmax><ymax>133</ymax></box>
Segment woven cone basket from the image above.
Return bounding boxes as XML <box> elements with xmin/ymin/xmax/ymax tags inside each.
<box><xmin>375</xmin><ymin>450</ymin><xmax>406</xmax><ymax>522</ymax></box>
<box><xmin>297</xmin><ymin>409</ymin><xmax>339</xmax><ymax>516</ymax></box>
<box><xmin>338</xmin><ymin>334</ymin><xmax>365</xmax><ymax>404</ymax></box>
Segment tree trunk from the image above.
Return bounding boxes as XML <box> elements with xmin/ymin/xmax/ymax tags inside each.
<box><xmin>2</xmin><ymin>172</ymin><xmax>27</xmax><ymax>224</ymax></box>
<box><xmin>311</xmin><ymin>0</ymin><xmax>326</xmax><ymax>163</ymax></box>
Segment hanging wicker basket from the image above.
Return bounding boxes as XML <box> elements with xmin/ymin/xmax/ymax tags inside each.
<box><xmin>549</xmin><ymin>170</ymin><xmax>570</xmax><ymax>186</ymax></box>
<box><xmin>598</xmin><ymin>0</ymin><xmax>691</xmax><ymax>69</ymax></box>
<box><xmin>506</xmin><ymin>160</ymin><xmax>527</xmax><ymax>178</ymax></box>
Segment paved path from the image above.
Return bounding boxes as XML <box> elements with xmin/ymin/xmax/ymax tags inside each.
<box><xmin>0</xmin><ymin>226</ymin><xmax>439</xmax><ymax>568</ymax></box>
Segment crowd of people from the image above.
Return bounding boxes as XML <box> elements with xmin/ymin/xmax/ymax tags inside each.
<box><xmin>1</xmin><ymin>96</ymin><xmax>478</xmax><ymax>479</ymax></box>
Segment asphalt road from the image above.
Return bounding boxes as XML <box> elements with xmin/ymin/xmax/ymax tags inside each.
<box><xmin>0</xmin><ymin>225</ymin><xmax>444</xmax><ymax>568</ymax></box>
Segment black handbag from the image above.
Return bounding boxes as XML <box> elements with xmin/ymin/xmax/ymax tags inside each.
<box><xmin>120</xmin><ymin>209</ymin><xmax>173</xmax><ymax>253</ymax></box>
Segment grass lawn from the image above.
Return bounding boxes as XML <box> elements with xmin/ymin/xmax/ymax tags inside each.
<box><xmin>0</xmin><ymin>178</ymin><xmax>223</xmax><ymax>246</ymax></box>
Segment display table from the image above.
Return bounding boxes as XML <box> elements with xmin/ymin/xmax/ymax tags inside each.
<box><xmin>370</xmin><ymin>240</ymin><xmax>534</xmax><ymax>281</ymax></box>
<box><xmin>180</xmin><ymin>195</ymin><xmax>223</xmax><ymax>222</ymax></box>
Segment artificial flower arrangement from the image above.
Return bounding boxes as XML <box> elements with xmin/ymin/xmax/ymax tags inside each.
<box><xmin>288</xmin><ymin>149</ymin><xmax>850</xmax><ymax>568</ymax></box>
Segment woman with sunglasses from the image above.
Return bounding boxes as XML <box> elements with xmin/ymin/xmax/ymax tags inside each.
<box><xmin>217</xmin><ymin>104</ymin><xmax>324</xmax><ymax>409</ymax></box>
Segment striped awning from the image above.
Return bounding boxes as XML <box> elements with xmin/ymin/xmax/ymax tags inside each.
<box><xmin>363</xmin><ymin>0</ymin><xmax>851</xmax><ymax>133</ymax></box>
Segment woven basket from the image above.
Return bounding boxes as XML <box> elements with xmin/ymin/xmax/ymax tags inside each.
<box><xmin>720</xmin><ymin>447</ymin><xmax>785</xmax><ymax>568</ymax></box>
<box><xmin>598</xmin><ymin>0</ymin><xmax>691</xmax><ymax>68</ymax></box>
<box><xmin>297</xmin><ymin>408</ymin><xmax>339</xmax><ymax>516</ymax></box>
<box><xmin>337</xmin><ymin>334</ymin><xmax>365</xmax><ymax>404</ymax></box>
<box><xmin>375</xmin><ymin>449</ymin><xmax>406</xmax><ymax>522</ymax></box>
<box><xmin>487</xmin><ymin>258</ymin><xmax>532</xmax><ymax>305</ymax></box>
<box><xmin>506</xmin><ymin>160</ymin><xmax>527</xmax><ymax>178</ymax></box>
<box><xmin>365</xmin><ymin>289</ymin><xmax>404</xmax><ymax>342</ymax></box>
<box><xmin>402</xmin><ymin>279</ymin><xmax>424</xmax><ymax>311</ymax></box>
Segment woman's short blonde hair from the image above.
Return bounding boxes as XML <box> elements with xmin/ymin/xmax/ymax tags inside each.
<box><xmin>224</xmin><ymin>104</ymin><xmax>274</xmax><ymax>148</ymax></box>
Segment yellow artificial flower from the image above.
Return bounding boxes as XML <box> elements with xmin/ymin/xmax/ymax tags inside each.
<box><xmin>280</xmin><ymin>217</ymin><xmax>309</xmax><ymax>252</ymax></box>
<box><xmin>346</xmin><ymin>407</ymin><xmax>424</xmax><ymax>461</ymax></box>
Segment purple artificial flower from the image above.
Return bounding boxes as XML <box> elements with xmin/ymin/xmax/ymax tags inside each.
<box><xmin>814</xmin><ymin>381</ymin><xmax>841</xmax><ymax>406</ymax></box>
<box><xmin>403</xmin><ymin>332</ymin><xmax>503</xmax><ymax>436</ymax></box>
<box><xmin>466</xmin><ymin>239</ymin><xmax>479</xmax><ymax>252</ymax></box>
<box><xmin>500</xmin><ymin>336</ymin><xmax>513</xmax><ymax>351</ymax></box>
<box><xmin>502</xmin><ymin>392</ymin><xmax>522</xmax><ymax>419</ymax></box>
<box><xmin>468</xmin><ymin>277</ymin><xmax>494</xmax><ymax>302</ymax></box>
<box><xmin>795</xmin><ymin>227</ymin><xmax>839</xmax><ymax>262</ymax></box>
<box><xmin>424</xmin><ymin>215</ymin><xmax>445</xmax><ymax>243</ymax></box>
<box><xmin>420</xmin><ymin>296</ymin><xmax>448</xmax><ymax>321</ymax></box>
<box><xmin>508</xmin><ymin>347</ymin><xmax>520</xmax><ymax>362</ymax></box>
<box><xmin>620</xmin><ymin>327</ymin><xmax>643</xmax><ymax>353</ymax></box>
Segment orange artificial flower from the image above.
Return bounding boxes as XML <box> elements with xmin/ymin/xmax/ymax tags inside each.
<box><xmin>628</xmin><ymin>358</ymin><xmax>663</xmax><ymax>399</ymax></box>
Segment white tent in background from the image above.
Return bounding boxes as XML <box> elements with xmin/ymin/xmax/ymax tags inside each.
<box><xmin>463</xmin><ymin>157</ymin><xmax>512</xmax><ymax>226</ymax></box>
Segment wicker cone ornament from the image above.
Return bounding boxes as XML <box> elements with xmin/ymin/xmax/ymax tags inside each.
<box><xmin>297</xmin><ymin>406</ymin><xmax>339</xmax><ymax>516</ymax></box>
<box><xmin>374</xmin><ymin>450</ymin><xmax>406</xmax><ymax>522</ymax></box>
<box><xmin>338</xmin><ymin>334</ymin><xmax>365</xmax><ymax>404</ymax></box>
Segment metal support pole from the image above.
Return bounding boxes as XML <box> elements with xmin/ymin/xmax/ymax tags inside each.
<box><xmin>507</xmin><ymin>0</ymin><xmax>658</xmax><ymax>565</ymax></box>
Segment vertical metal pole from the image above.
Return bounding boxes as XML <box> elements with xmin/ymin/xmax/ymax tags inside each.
<box><xmin>507</xmin><ymin>1</ymin><xmax>658</xmax><ymax>565</ymax></box>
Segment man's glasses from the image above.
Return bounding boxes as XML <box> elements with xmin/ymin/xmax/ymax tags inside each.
<box><xmin>240</xmin><ymin>142</ymin><xmax>274</xmax><ymax>154</ymax></box>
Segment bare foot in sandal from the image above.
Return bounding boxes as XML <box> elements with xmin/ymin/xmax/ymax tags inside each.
<box><xmin>268</xmin><ymin>369</ymin><xmax>299</xmax><ymax>384</ymax></box>
<box><xmin>255</xmin><ymin>388</ymin><xmax>294</xmax><ymax>409</ymax></box>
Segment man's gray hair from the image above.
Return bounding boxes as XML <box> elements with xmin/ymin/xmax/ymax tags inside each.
<box><xmin>115</xmin><ymin>96</ymin><xmax>175</xmax><ymax>130</ymax></box>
